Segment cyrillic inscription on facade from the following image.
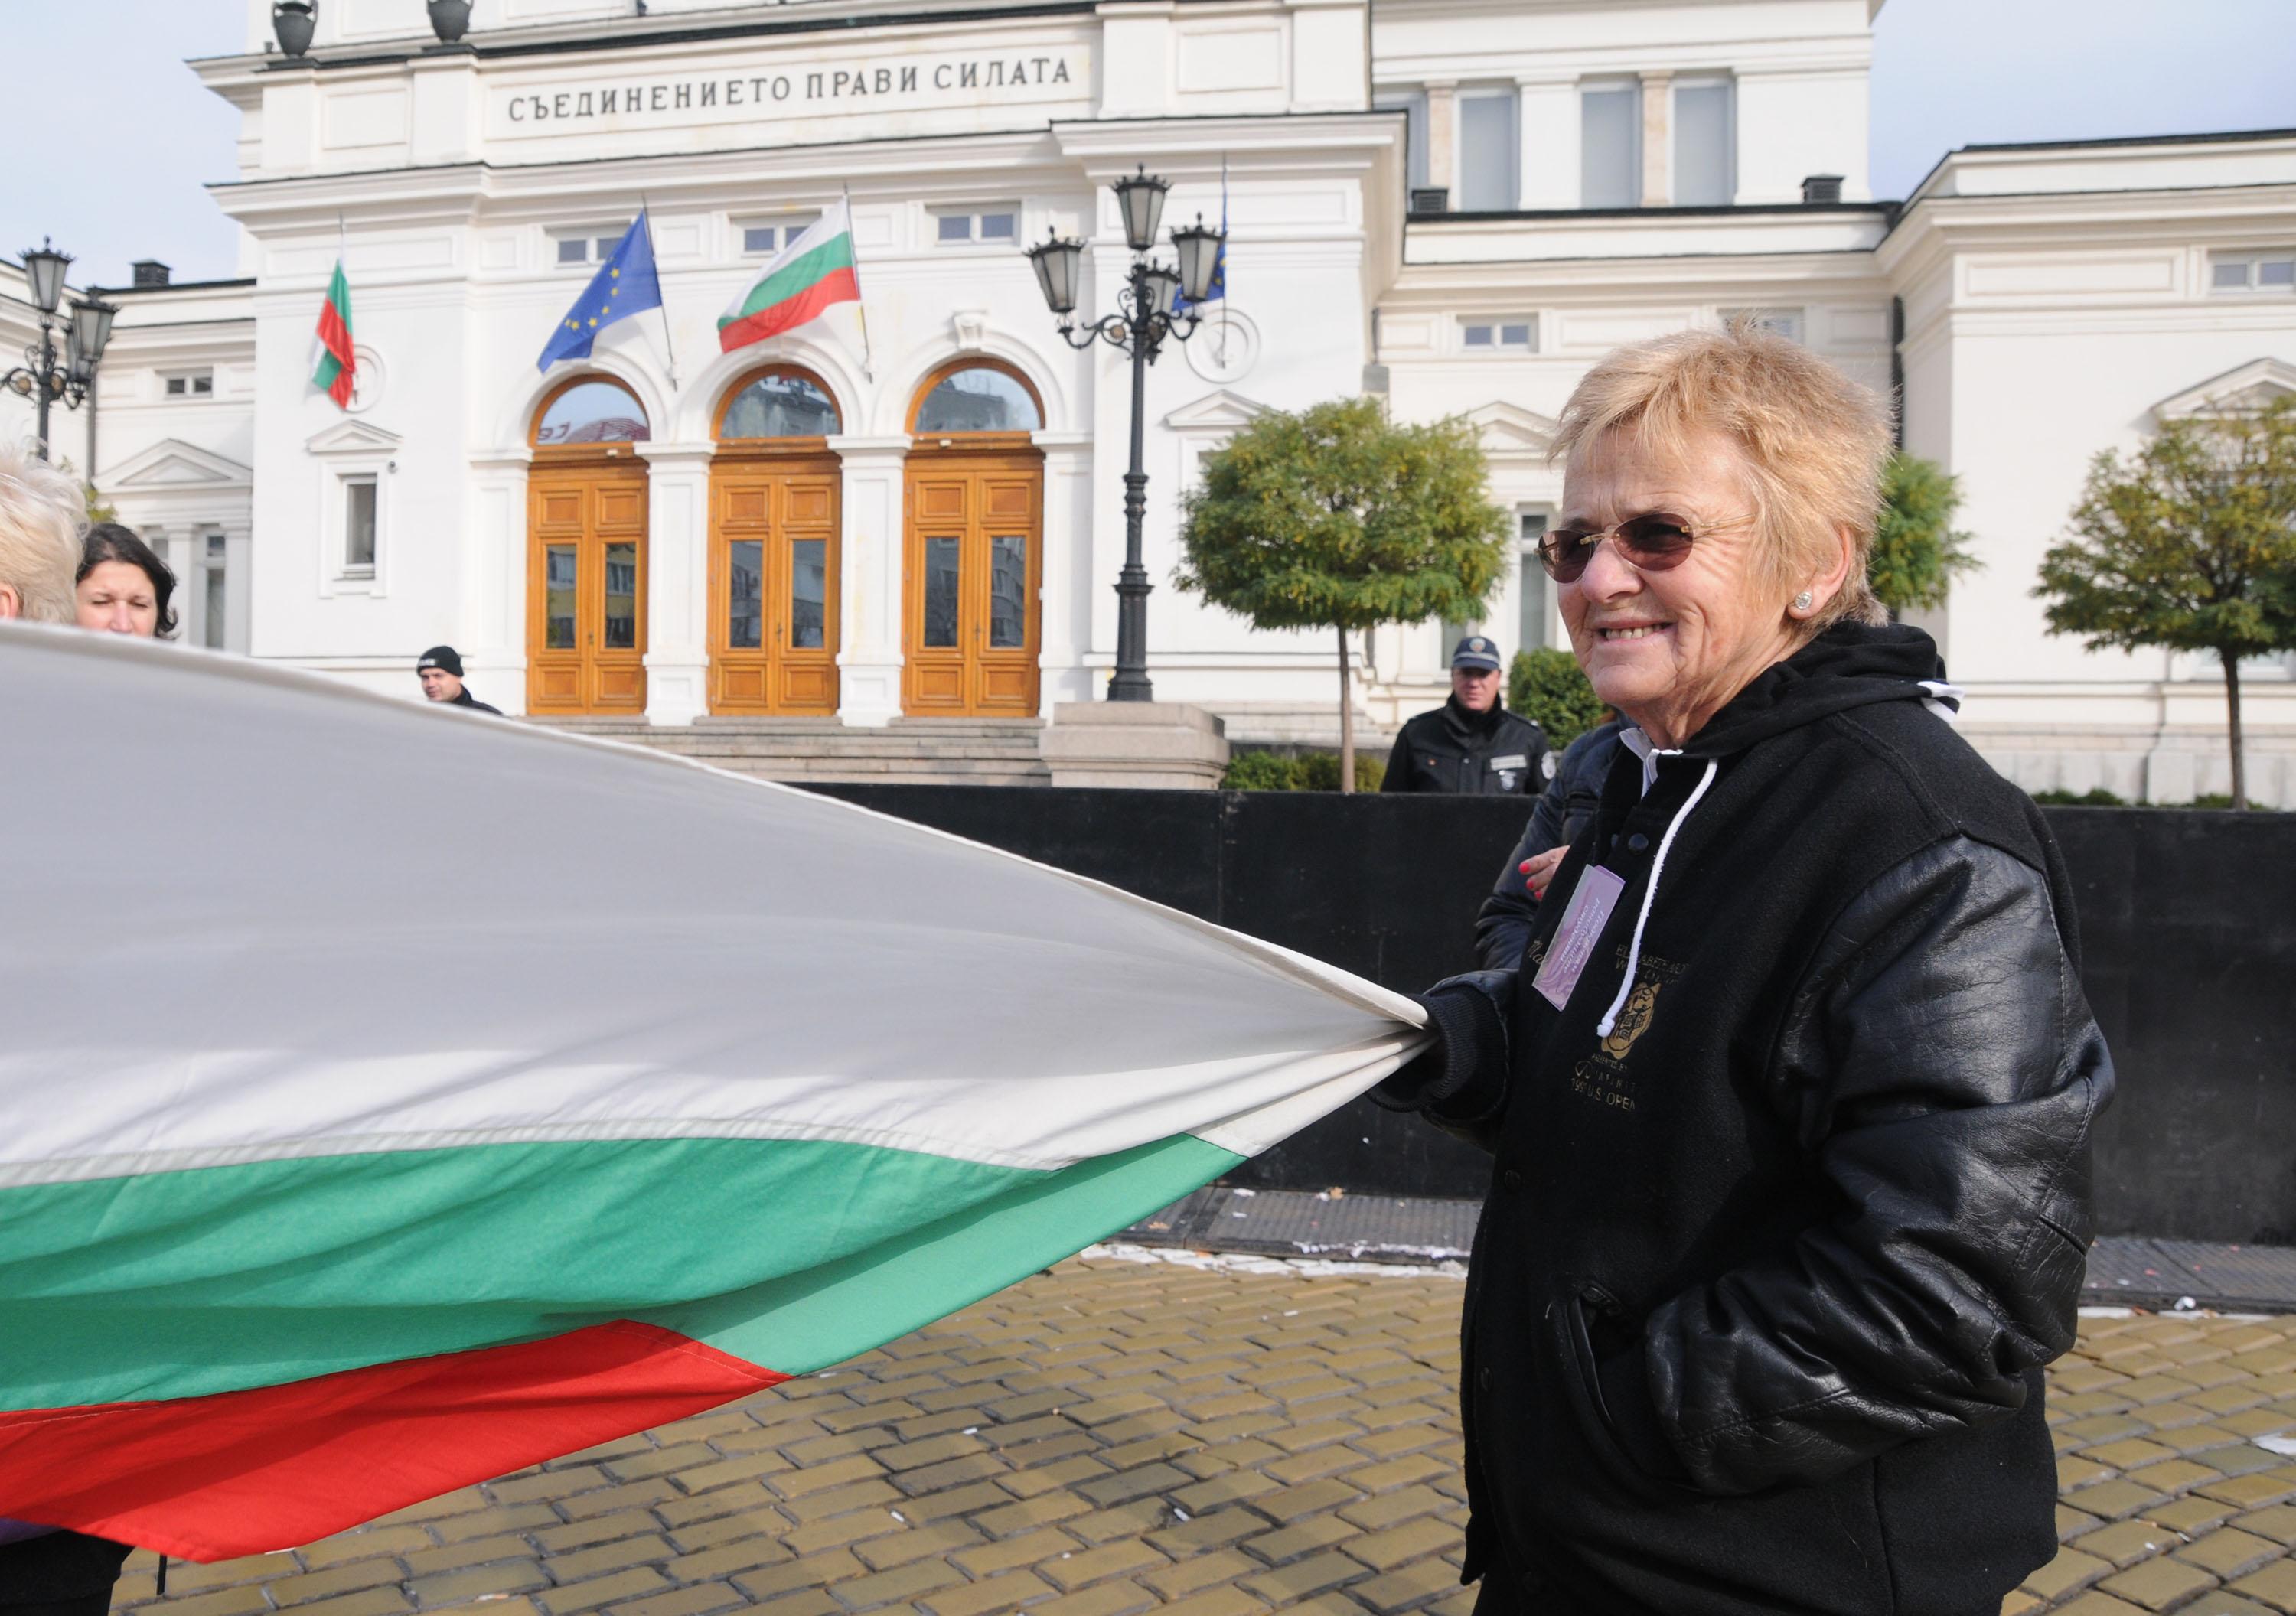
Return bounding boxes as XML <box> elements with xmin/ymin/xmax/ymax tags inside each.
<box><xmin>493</xmin><ymin>47</ymin><xmax>1091</xmax><ymax>138</ymax></box>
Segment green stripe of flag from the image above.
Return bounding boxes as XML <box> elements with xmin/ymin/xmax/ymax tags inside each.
<box><xmin>0</xmin><ymin>1132</ymin><xmax>1236</xmax><ymax>1412</ymax></box>
<box><xmin>722</xmin><ymin>234</ymin><xmax>858</xmax><ymax>329</ymax></box>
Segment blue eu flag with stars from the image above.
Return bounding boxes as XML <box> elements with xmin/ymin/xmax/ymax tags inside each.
<box><xmin>537</xmin><ymin>212</ymin><xmax>663</xmax><ymax>373</ymax></box>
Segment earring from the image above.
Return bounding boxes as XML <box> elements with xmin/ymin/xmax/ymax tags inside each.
<box><xmin>1792</xmin><ymin>591</ymin><xmax>1814</xmax><ymax>614</ymax></box>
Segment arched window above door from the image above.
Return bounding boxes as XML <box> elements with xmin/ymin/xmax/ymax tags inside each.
<box><xmin>534</xmin><ymin>377</ymin><xmax>651</xmax><ymax>448</ymax></box>
<box><xmin>912</xmin><ymin>362</ymin><xmax>1043</xmax><ymax>435</ymax></box>
<box><xmin>719</xmin><ymin>368</ymin><xmax>841</xmax><ymax>440</ymax></box>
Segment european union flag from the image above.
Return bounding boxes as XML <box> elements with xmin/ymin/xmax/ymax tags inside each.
<box><xmin>537</xmin><ymin>212</ymin><xmax>664</xmax><ymax>373</ymax></box>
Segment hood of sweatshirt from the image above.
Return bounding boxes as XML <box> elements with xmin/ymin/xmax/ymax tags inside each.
<box><xmin>1677</xmin><ymin>622</ymin><xmax>1958</xmax><ymax>761</ymax></box>
<box><xmin>1589</xmin><ymin>623</ymin><xmax>1959</xmax><ymax>1041</ymax></box>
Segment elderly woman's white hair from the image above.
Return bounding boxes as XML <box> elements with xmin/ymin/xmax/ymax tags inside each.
<box><xmin>0</xmin><ymin>440</ymin><xmax>86</xmax><ymax>623</ymax></box>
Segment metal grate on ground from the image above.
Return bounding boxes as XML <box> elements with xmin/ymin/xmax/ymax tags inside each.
<box><xmin>1125</xmin><ymin>1191</ymin><xmax>2296</xmax><ymax>1315</ymax></box>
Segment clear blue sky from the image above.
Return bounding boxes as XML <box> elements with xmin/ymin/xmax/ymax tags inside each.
<box><xmin>8</xmin><ymin>1</ymin><xmax>2294</xmax><ymax>287</ymax></box>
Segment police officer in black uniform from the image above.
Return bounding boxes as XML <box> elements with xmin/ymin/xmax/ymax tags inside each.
<box><xmin>1381</xmin><ymin>635</ymin><xmax>1550</xmax><ymax>796</ymax></box>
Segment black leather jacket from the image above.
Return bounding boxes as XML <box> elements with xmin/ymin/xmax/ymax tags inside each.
<box><xmin>1378</xmin><ymin>627</ymin><xmax>2112</xmax><ymax>1616</ymax></box>
<box><xmin>1381</xmin><ymin>700</ymin><xmax>1548</xmax><ymax>796</ymax></box>
<box><xmin>1473</xmin><ymin>720</ymin><xmax>1624</xmax><ymax>969</ymax></box>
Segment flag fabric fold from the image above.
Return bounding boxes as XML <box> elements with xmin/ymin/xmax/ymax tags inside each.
<box><xmin>0</xmin><ymin>625</ymin><xmax>1427</xmax><ymax>1562</ymax></box>
<box><xmin>538</xmin><ymin>213</ymin><xmax>665</xmax><ymax>373</ymax></box>
<box><xmin>719</xmin><ymin>200</ymin><xmax>862</xmax><ymax>352</ymax></box>
<box><xmin>310</xmin><ymin>259</ymin><xmax>357</xmax><ymax>409</ymax></box>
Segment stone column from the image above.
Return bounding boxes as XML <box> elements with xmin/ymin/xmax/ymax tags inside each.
<box><xmin>827</xmin><ymin>435</ymin><xmax>910</xmax><ymax>728</ymax></box>
<box><xmin>1639</xmin><ymin>71</ymin><xmax>1671</xmax><ymax>206</ymax></box>
<box><xmin>1424</xmin><ymin>80</ymin><xmax>1458</xmax><ymax>199</ymax></box>
<box><xmin>634</xmin><ymin>441</ymin><xmax>714</xmax><ymax>727</ymax></box>
<box><xmin>465</xmin><ymin>448</ymin><xmax>532</xmax><ymax>713</ymax></box>
<box><xmin>1034</xmin><ymin>431</ymin><xmax>1095</xmax><ymax>710</ymax></box>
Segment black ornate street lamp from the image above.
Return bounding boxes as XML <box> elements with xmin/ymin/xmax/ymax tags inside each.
<box><xmin>1026</xmin><ymin>167</ymin><xmax>1226</xmax><ymax>702</ymax></box>
<box><xmin>5</xmin><ymin>239</ymin><xmax>118</xmax><ymax>462</ymax></box>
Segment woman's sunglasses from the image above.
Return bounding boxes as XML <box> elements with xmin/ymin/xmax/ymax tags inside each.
<box><xmin>1538</xmin><ymin>513</ymin><xmax>1700</xmax><ymax>583</ymax></box>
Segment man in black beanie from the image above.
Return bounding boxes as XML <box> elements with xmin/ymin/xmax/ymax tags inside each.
<box><xmin>416</xmin><ymin>646</ymin><xmax>502</xmax><ymax>715</ymax></box>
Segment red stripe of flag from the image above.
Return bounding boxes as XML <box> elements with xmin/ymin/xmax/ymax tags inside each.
<box><xmin>0</xmin><ymin>1323</ymin><xmax>781</xmax><ymax>1562</ymax></box>
<box><xmin>716</xmin><ymin>266</ymin><xmax>860</xmax><ymax>354</ymax></box>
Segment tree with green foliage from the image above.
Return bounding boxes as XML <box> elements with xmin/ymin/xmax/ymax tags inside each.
<box><xmin>1508</xmin><ymin>647</ymin><xmax>1605</xmax><ymax>746</ymax></box>
<box><xmin>1176</xmin><ymin>397</ymin><xmax>1511</xmax><ymax>791</ymax></box>
<box><xmin>1870</xmin><ymin>452</ymin><xmax>1979</xmax><ymax>614</ymax></box>
<box><xmin>2036</xmin><ymin>398</ymin><xmax>2296</xmax><ymax>809</ymax></box>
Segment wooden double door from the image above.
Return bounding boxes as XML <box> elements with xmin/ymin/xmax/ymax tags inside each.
<box><xmin>528</xmin><ymin>458</ymin><xmax>647</xmax><ymax>715</ymax></box>
<box><xmin>710</xmin><ymin>454</ymin><xmax>840</xmax><ymax>714</ymax></box>
<box><xmin>903</xmin><ymin>450</ymin><xmax>1042</xmax><ymax>716</ymax></box>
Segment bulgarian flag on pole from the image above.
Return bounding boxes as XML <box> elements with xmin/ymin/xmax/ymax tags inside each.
<box><xmin>0</xmin><ymin>625</ymin><xmax>1427</xmax><ymax>1564</ymax></box>
<box><xmin>719</xmin><ymin>199</ymin><xmax>862</xmax><ymax>352</ymax></box>
<box><xmin>311</xmin><ymin>258</ymin><xmax>357</xmax><ymax>409</ymax></box>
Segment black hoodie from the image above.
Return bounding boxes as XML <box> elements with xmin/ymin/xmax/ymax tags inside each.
<box><xmin>1381</xmin><ymin>624</ymin><xmax>2112</xmax><ymax>1616</ymax></box>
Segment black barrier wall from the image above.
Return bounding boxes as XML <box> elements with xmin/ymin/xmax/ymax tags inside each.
<box><xmin>806</xmin><ymin>787</ymin><xmax>2296</xmax><ymax>1244</ymax></box>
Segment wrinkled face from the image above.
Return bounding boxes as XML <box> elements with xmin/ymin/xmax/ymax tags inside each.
<box><xmin>419</xmin><ymin>667</ymin><xmax>464</xmax><ymax>702</ymax></box>
<box><xmin>76</xmin><ymin>561</ymin><xmax>160</xmax><ymax>637</ymax></box>
<box><xmin>1558</xmin><ymin>426</ymin><xmax>1801</xmax><ymax>749</ymax></box>
<box><xmin>1450</xmin><ymin>664</ymin><xmax>1501</xmax><ymax>712</ymax></box>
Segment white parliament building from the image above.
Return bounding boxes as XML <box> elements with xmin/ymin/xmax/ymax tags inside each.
<box><xmin>7</xmin><ymin>0</ymin><xmax>2295</xmax><ymax>800</ymax></box>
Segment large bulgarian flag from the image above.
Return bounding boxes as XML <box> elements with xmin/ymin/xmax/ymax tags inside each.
<box><xmin>719</xmin><ymin>200</ymin><xmax>861</xmax><ymax>352</ymax></box>
<box><xmin>311</xmin><ymin>258</ymin><xmax>357</xmax><ymax>409</ymax></box>
<box><xmin>0</xmin><ymin>624</ymin><xmax>1427</xmax><ymax>1564</ymax></box>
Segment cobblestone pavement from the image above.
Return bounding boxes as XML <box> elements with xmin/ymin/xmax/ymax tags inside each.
<box><xmin>112</xmin><ymin>1253</ymin><xmax>2296</xmax><ymax>1616</ymax></box>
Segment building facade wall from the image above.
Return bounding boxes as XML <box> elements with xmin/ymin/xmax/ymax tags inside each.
<box><xmin>18</xmin><ymin>0</ymin><xmax>2279</xmax><ymax>803</ymax></box>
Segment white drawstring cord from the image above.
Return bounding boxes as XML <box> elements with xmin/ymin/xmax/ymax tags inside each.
<box><xmin>1595</xmin><ymin>758</ymin><xmax>1720</xmax><ymax>1038</ymax></box>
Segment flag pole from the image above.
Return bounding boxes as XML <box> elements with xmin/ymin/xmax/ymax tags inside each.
<box><xmin>843</xmin><ymin>183</ymin><xmax>876</xmax><ymax>382</ymax></box>
<box><xmin>1218</xmin><ymin>155</ymin><xmax>1230</xmax><ymax>359</ymax></box>
<box><xmin>641</xmin><ymin>196</ymin><xmax>680</xmax><ymax>391</ymax></box>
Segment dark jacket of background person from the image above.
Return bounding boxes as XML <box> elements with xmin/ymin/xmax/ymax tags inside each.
<box><xmin>450</xmin><ymin>688</ymin><xmax>504</xmax><ymax>717</ymax></box>
<box><xmin>1375</xmin><ymin>627</ymin><xmax>2112</xmax><ymax>1616</ymax></box>
<box><xmin>0</xmin><ymin>1527</ymin><xmax>132</xmax><ymax>1616</ymax></box>
<box><xmin>1381</xmin><ymin>699</ymin><xmax>1548</xmax><ymax>795</ymax></box>
<box><xmin>1473</xmin><ymin>720</ymin><xmax>1626</xmax><ymax>968</ymax></box>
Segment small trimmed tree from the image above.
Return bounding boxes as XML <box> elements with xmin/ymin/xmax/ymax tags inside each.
<box><xmin>1870</xmin><ymin>452</ymin><xmax>1979</xmax><ymax>614</ymax></box>
<box><xmin>2037</xmin><ymin>398</ymin><xmax>2296</xmax><ymax>809</ymax></box>
<box><xmin>1508</xmin><ymin>647</ymin><xmax>1604</xmax><ymax>747</ymax></box>
<box><xmin>1176</xmin><ymin>398</ymin><xmax>1511</xmax><ymax>791</ymax></box>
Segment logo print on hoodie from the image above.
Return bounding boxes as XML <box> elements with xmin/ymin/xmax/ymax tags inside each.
<box><xmin>1570</xmin><ymin>953</ymin><xmax>1681</xmax><ymax>1113</ymax></box>
<box><xmin>1600</xmin><ymin>980</ymin><xmax>1661</xmax><ymax>1060</ymax></box>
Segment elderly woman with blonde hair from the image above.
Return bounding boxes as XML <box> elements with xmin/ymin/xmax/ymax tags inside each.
<box><xmin>0</xmin><ymin>440</ymin><xmax>85</xmax><ymax>624</ymax></box>
<box><xmin>1379</xmin><ymin>324</ymin><xmax>2112</xmax><ymax>1616</ymax></box>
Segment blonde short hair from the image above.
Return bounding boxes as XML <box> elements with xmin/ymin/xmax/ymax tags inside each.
<box><xmin>0</xmin><ymin>440</ymin><xmax>86</xmax><ymax>624</ymax></box>
<box><xmin>1550</xmin><ymin>321</ymin><xmax>1895</xmax><ymax>632</ymax></box>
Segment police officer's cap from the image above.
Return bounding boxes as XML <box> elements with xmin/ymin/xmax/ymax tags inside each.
<box><xmin>1450</xmin><ymin>635</ymin><xmax>1503</xmax><ymax>671</ymax></box>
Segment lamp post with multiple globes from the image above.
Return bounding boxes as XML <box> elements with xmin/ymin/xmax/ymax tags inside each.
<box><xmin>4</xmin><ymin>240</ymin><xmax>118</xmax><ymax>464</ymax></box>
<box><xmin>1025</xmin><ymin>168</ymin><xmax>1225</xmax><ymax>702</ymax></box>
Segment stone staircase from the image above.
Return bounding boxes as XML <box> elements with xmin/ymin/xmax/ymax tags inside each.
<box><xmin>536</xmin><ymin>715</ymin><xmax>1052</xmax><ymax>785</ymax></box>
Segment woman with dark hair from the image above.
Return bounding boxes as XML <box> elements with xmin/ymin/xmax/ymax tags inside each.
<box><xmin>76</xmin><ymin>523</ymin><xmax>178</xmax><ymax>639</ymax></box>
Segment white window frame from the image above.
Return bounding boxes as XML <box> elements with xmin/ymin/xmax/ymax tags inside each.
<box><xmin>1517</xmin><ymin>508</ymin><xmax>1554</xmax><ymax>656</ymax></box>
<box><xmin>739</xmin><ymin>214</ymin><xmax>823</xmax><ymax>257</ymax></box>
<box><xmin>2208</xmin><ymin>252</ymin><xmax>2296</xmax><ymax>294</ymax></box>
<box><xmin>195</xmin><ymin>528</ymin><xmax>231</xmax><ymax>653</ymax></box>
<box><xmin>162</xmin><ymin>370</ymin><xmax>217</xmax><ymax>399</ymax></box>
<box><xmin>1455</xmin><ymin>88</ymin><xmax>1520</xmax><ymax>213</ymax></box>
<box><xmin>550</xmin><ymin>226</ymin><xmax>631</xmax><ymax>269</ymax></box>
<box><xmin>341</xmin><ymin>474</ymin><xmax>380</xmax><ymax>580</ymax></box>
<box><xmin>1671</xmin><ymin>76</ymin><xmax>1737</xmax><ymax>208</ymax></box>
<box><xmin>308</xmin><ymin>434</ymin><xmax>400</xmax><ymax>599</ymax></box>
<box><xmin>1720</xmin><ymin>306</ymin><xmax>1806</xmax><ymax>344</ymax></box>
<box><xmin>1579</xmin><ymin>79</ymin><xmax>1643</xmax><ymax>210</ymax></box>
<box><xmin>931</xmin><ymin>207</ymin><xmax>1021</xmax><ymax>248</ymax></box>
<box><xmin>1459</xmin><ymin>316</ymin><xmax>1538</xmax><ymax>354</ymax></box>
